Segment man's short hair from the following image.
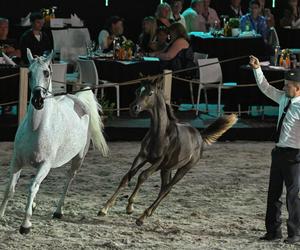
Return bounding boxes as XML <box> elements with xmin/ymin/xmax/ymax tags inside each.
<box><xmin>0</xmin><ymin>17</ymin><xmax>9</xmax><ymax>25</ymax></box>
<box><xmin>30</xmin><ymin>12</ymin><xmax>44</xmax><ymax>23</ymax></box>
<box><xmin>249</xmin><ymin>0</ymin><xmax>260</xmax><ymax>7</ymax></box>
<box><xmin>191</xmin><ymin>0</ymin><xmax>204</xmax><ymax>7</ymax></box>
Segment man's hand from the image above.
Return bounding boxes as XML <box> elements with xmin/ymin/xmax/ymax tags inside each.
<box><xmin>249</xmin><ymin>55</ymin><xmax>260</xmax><ymax>69</ymax></box>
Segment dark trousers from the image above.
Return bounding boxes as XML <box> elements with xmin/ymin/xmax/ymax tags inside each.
<box><xmin>266</xmin><ymin>147</ymin><xmax>300</xmax><ymax>237</ymax></box>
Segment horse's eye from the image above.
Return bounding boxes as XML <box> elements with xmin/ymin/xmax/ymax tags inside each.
<box><xmin>28</xmin><ymin>72</ymin><xmax>32</xmax><ymax>79</ymax></box>
<box><xmin>43</xmin><ymin>70</ymin><xmax>50</xmax><ymax>78</ymax></box>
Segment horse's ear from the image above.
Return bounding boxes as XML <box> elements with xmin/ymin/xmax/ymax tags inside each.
<box><xmin>45</xmin><ymin>50</ymin><xmax>54</xmax><ymax>65</ymax></box>
<box><xmin>26</xmin><ymin>48</ymin><xmax>34</xmax><ymax>65</ymax></box>
<box><xmin>153</xmin><ymin>76</ymin><xmax>163</xmax><ymax>89</ymax></box>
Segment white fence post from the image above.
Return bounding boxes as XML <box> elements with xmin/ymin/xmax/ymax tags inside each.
<box><xmin>163</xmin><ymin>69</ymin><xmax>172</xmax><ymax>105</ymax></box>
<box><xmin>18</xmin><ymin>67</ymin><xmax>28</xmax><ymax>124</ymax></box>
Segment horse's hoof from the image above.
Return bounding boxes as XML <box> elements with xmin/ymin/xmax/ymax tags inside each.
<box><xmin>52</xmin><ymin>212</ymin><xmax>63</xmax><ymax>219</ymax></box>
<box><xmin>97</xmin><ymin>210</ymin><xmax>107</xmax><ymax>217</ymax></box>
<box><xmin>136</xmin><ymin>218</ymin><xmax>144</xmax><ymax>226</ymax></box>
<box><xmin>32</xmin><ymin>202</ymin><xmax>37</xmax><ymax>212</ymax></box>
<box><xmin>19</xmin><ymin>226</ymin><xmax>31</xmax><ymax>235</ymax></box>
<box><xmin>126</xmin><ymin>206</ymin><xmax>134</xmax><ymax>215</ymax></box>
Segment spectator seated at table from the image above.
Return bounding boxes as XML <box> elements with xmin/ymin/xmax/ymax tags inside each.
<box><xmin>151</xmin><ymin>23</ymin><xmax>195</xmax><ymax>77</ymax></box>
<box><xmin>150</xmin><ymin>26</ymin><xmax>169</xmax><ymax>53</ymax></box>
<box><xmin>155</xmin><ymin>2</ymin><xmax>174</xmax><ymax>28</ymax></box>
<box><xmin>258</xmin><ymin>0</ymin><xmax>275</xmax><ymax>28</ymax></box>
<box><xmin>223</xmin><ymin>0</ymin><xmax>244</xmax><ymax>18</ymax></box>
<box><xmin>240</xmin><ymin>0</ymin><xmax>269</xmax><ymax>42</ymax></box>
<box><xmin>98</xmin><ymin>16</ymin><xmax>126</xmax><ymax>53</ymax></box>
<box><xmin>0</xmin><ymin>18</ymin><xmax>21</xmax><ymax>59</ymax></box>
<box><xmin>170</xmin><ymin>0</ymin><xmax>186</xmax><ymax>29</ymax></box>
<box><xmin>202</xmin><ymin>0</ymin><xmax>220</xmax><ymax>32</ymax></box>
<box><xmin>138</xmin><ymin>16</ymin><xmax>157</xmax><ymax>53</ymax></box>
<box><xmin>280</xmin><ymin>0</ymin><xmax>300</xmax><ymax>29</ymax></box>
<box><xmin>182</xmin><ymin>0</ymin><xmax>206</xmax><ymax>33</ymax></box>
<box><xmin>19</xmin><ymin>12</ymin><xmax>52</xmax><ymax>64</ymax></box>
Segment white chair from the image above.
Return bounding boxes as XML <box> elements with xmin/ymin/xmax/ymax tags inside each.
<box><xmin>195</xmin><ymin>58</ymin><xmax>237</xmax><ymax>116</ymax></box>
<box><xmin>77</xmin><ymin>59</ymin><xmax>120</xmax><ymax>117</ymax></box>
<box><xmin>268</xmin><ymin>27</ymin><xmax>280</xmax><ymax>48</ymax></box>
<box><xmin>189</xmin><ymin>52</ymin><xmax>208</xmax><ymax>109</ymax></box>
<box><xmin>51</xmin><ymin>63</ymin><xmax>68</xmax><ymax>94</ymax></box>
<box><xmin>51</xmin><ymin>29</ymin><xmax>68</xmax><ymax>59</ymax></box>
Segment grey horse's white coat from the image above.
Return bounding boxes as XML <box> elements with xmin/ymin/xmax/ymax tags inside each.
<box><xmin>0</xmin><ymin>49</ymin><xmax>108</xmax><ymax>234</ymax></box>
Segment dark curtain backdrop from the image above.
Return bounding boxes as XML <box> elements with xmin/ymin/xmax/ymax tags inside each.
<box><xmin>0</xmin><ymin>0</ymin><xmax>283</xmax><ymax>42</ymax></box>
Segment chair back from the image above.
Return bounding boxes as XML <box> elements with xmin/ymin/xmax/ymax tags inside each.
<box><xmin>51</xmin><ymin>29</ymin><xmax>68</xmax><ymax>54</ymax></box>
<box><xmin>77</xmin><ymin>59</ymin><xmax>99</xmax><ymax>86</ymax></box>
<box><xmin>193</xmin><ymin>52</ymin><xmax>208</xmax><ymax>64</ymax></box>
<box><xmin>268</xmin><ymin>27</ymin><xmax>280</xmax><ymax>48</ymax></box>
<box><xmin>198</xmin><ymin>58</ymin><xmax>222</xmax><ymax>85</ymax></box>
<box><xmin>51</xmin><ymin>63</ymin><xmax>68</xmax><ymax>93</ymax></box>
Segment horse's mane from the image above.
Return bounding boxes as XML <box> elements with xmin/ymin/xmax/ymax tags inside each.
<box><xmin>165</xmin><ymin>103</ymin><xmax>178</xmax><ymax>122</ymax></box>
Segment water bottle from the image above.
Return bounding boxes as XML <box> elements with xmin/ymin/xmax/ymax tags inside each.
<box><xmin>274</xmin><ymin>46</ymin><xmax>280</xmax><ymax>66</ymax></box>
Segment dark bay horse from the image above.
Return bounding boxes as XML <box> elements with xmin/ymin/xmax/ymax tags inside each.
<box><xmin>99</xmin><ymin>78</ymin><xmax>237</xmax><ymax>225</ymax></box>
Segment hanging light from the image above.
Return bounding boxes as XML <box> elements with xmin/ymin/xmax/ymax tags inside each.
<box><xmin>105</xmin><ymin>0</ymin><xmax>109</xmax><ymax>7</ymax></box>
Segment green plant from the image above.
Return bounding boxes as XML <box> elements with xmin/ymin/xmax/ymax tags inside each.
<box><xmin>122</xmin><ymin>40</ymin><xmax>135</xmax><ymax>50</ymax></box>
<box><xmin>229</xmin><ymin>18</ymin><xmax>240</xmax><ymax>29</ymax></box>
<box><xmin>98</xmin><ymin>97</ymin><xmax>116</xmax><ymax>118</ymax></box>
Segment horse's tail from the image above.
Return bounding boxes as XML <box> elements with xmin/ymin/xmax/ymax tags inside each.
<box><xmin>76</xmin><ymin>89</ymin><xmax>109</xmax><ymax>157</ymax></box>
<box><xmin>201</xmin><ymin>114</ymin><xmax>237</xmax><ymax>145</ymax></box>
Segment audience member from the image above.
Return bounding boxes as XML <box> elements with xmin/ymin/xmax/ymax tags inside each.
<box><xmin>155</xmin><ymin>3</ymin><xmax>173</xmax><ymax>28</ymax></box>
<box><xmin>182</xmin><ymin>0</ymin><xmax>206</xmax><ymax>33</ymax></box>
<box><xmin>280</xmin><ymin>0</ymin><xmax>300</xmax><ymax>28</ymax></box>
<box><xmin>138</xmin><ymin>16</ymin><xmax>157</xmax><ymax>53</ymax></box>
<box><xmin>258</xmin><ymin>0</ymin><xmax>275</xmax><ymax>27</ymax></box>
<box><xmin>202</xmin><ymin>0</ymin><xmax>220</xmax><ymax>31</ymax></box>
<box><xmin>98</xmin><ymin>16</ymin><xmax>126</xmax><ymax>52</ymax></box>
<box><xmin>19</xmin><ymin>12</ymin><xmax>52</xmax><ymax>64</ymax></box>
<box><xmin>170</xmin><ymin>0</ymin><xmax>186</xmax><ymax>29</ymax></box>
<box><xmin>0</xmin><ymin>18</ymin><xmax>21</xmax><ymax>58</ymax></box>
<box><xmin>224</xmin><ymin>0</ymin><xmax>244</xmax><ymax>18</ymax></box>
<box><xmin>240</xmin><ymin>0</ymin><xmax>269</xmax><ymax>41</ymax></box>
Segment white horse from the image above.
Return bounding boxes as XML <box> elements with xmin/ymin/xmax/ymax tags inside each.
<box><xmin>0</xmin><ymin>49</ymin><xmax>108</xmax><ymax>234</ymax></box>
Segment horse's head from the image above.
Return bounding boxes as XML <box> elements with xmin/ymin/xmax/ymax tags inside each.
<box><xmin>130</xmin><ymin>76</ymin><xmax>163</xmax><ymax>116</ymax></box>
<box><xmin>27</xmin><ymin>49</ymin><xmax>54</xmax><ymax>110</ymax></box>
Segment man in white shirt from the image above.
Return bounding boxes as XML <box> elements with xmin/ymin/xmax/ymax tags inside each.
<box><xmin>182</xmin><ymin>0</ymin><xmax>206</xmax><ymax>33</ymax></box>
<box><xmin>250</xmin><ymin>55</ymin><xmax>300</xmax><ymax>244</ymax></box>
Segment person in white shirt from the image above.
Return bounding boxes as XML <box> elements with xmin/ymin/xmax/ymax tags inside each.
<box><xmin>182</xmin><ymin>0</ymin><xmax>206</xmax><ymax>33</ymax></box>
<box><xmin>203</xmin><ymin>0</ymin><xmax>220</xmax><ymax>31</ymax></box>
<box><xmin>250</xmin><ymin>55</ymin><xmax>300</xmax><ymax>245</ymax></box>
<box><xmin>98</xmin><ymin>16</ymin><xmax>126</xmax><ymax>52</ymax></box>
<box><xmin>170</xmin><ymin>0</ymin><xmax>186</xmax><ymax>29</ymax></box>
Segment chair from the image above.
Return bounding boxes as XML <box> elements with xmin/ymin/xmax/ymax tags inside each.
<box><xmin>268</xmin><ymin>27</ymin><xmax>280</xmax><ymax>48</ymax></box>
<box><xmin>195</xmin><ymin>58</ymin><xmax>237</xmax><ymax>116</ymax></box>
<box><xmin>77</xmin><ymin>59</ymin><xmax>120</xmax><ymax>117</ymax></box>
<box><xmin>51</xmin><ymin>63</ymin><xmax>68</xmax><ymax>94</ymax></box>
<box><xmin>189</xmin><ymin>53</ymin><xmax>208</xmax><ymax>109</ymax></box>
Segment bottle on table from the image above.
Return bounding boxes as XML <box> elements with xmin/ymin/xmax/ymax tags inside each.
<box><xmin>274</xmin><ymin>46</ymin><xmax>280</xmax><ymax>66</ymax></box>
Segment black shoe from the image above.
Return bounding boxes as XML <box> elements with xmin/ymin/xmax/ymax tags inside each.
<box><xmin>259</xmin><ymin>232</ymin><xmax>283</xmax><ymax>241</ymax></box>
<box><xmin>284</xmin><ymin>236</ymin><xmax>300</xmax><ymax>244</ymax></box>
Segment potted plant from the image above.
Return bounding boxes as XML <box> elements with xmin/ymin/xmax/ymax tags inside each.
<box><xmin>229</xmin><ymin>18</ymin><xmax>240</xmax><ymax>37</ymax></box>
<box><xmin>99</xmin><ymin>97</ymin><xmax>116</xmax><ymax>121</ymax></box>
<box><xmin>122</xmin><ymin>40</ymin><xmax>135</xmax><ymax>60</ymax></box>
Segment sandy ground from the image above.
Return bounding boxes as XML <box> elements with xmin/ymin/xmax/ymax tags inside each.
<box><xmin>0</xmin><ymin>141</ymin><xmax>299</xmax><ymax>250</ymax></box>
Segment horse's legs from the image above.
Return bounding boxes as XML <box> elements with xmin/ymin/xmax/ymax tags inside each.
<box><xmin>0</xmin><ymin>157</ymin><xmax>22</xmax><ymax>218</ymax></box>
<box><xmin>20</xmin><ymin>163</ymin><xmax>51</xmax><ymax>234</ymax></box>
<box><xmin>126</xmin><ymin>161</ymin><xmax>162</xmax><ymax>214</ymax></box>
<box><xmin>136</xmin><ymin>162</ymin><xmax>194</xmax><ymax>226</ymax></box>
<box><xmin>53</xmin><ymin>155</ymin><xmax>84</xmax><ymax>219</ymax></box>
<box><xmin>99</xmin><ymin>154</ymin><xmax>147</xmax><ymax>216</ymax></box>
